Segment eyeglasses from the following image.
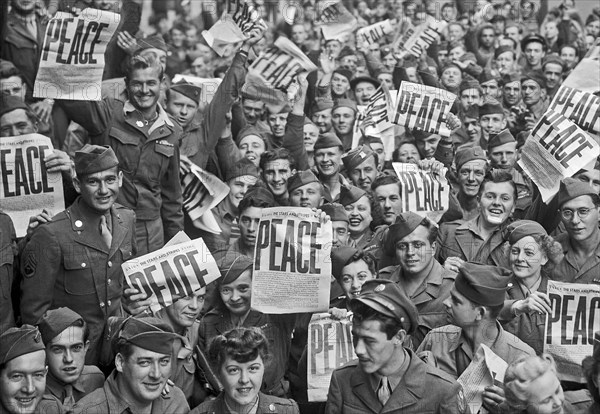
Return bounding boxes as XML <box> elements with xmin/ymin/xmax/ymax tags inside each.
<box><xmin>560</xmin><ymin>207</ymin><xmax>593</xmax><ymax>221</ymax></box>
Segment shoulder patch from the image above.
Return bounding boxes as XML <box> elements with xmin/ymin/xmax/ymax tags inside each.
<box><xmin>23</xmin><ymin>253</ymin><xmax>37</xmax><ymax>278</ymax></box>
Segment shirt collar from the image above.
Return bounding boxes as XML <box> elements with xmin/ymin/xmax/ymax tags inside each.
<box><xmin>368</xmin><ymin>348</ymin><xmax>411</xmax><ymax>393</ymax></box>
<box><xmin>45</xmin><ymin>370</ymin><xmax>87</xmax><ymax>398</ymax></box>
<box><xmin>123</xmin><ymin>101</ymin><xmax>174</xmax><ymax>131</ymax></box>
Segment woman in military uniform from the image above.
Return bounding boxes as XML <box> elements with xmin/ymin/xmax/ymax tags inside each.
<box><xmin>190</xmin><ymin>327</ymin><xmax>299</xmax><ymax>414</ymax></box>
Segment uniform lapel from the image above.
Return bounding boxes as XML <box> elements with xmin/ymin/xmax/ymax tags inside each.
<box><xmin>350</xmin><ymin>368</ymin><xmax>381</xmax><ymax>413</ymax></box>
<box><xmin>381</xmin><ymin>355</ymin><xmax>422</xmax><ymax>413</ymax></box>
<box><xmin>108</xmin><ymin>207</ymin><xmax>128</xmax><ymax>259</ymax></box>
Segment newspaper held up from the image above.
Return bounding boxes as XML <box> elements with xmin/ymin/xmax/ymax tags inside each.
<box><xmin>314</xmin><ymin>0</ymin><xmax>357</xmax><ymax>40</ymax></box>
<box><xmin>356</xmin><ymin>19</ymin><xmax>395</xmax><ymax>45</ymax></box>
<box><xmin>395</xmin><ymin>17</ymin><xmax>447</xmax><ymax>59</ymax></box>
<box><xmin>0</xmin><ymin>133</ymin><xmax>64</xmax><ymax>238</ymax></box>
<box><xmin>34</xmin><ymin>8</ymin><xmax>120</xmax><ymax>100</ymax></box>
<box><xmin>252</xmin><ymin>207</ymin><xmax>332</xmax><ymax>314</ymax></box>
<box><xmin>457</xmin><ymin>344</ymin><xmax>508</xmax><ymax>414</ymax></box>
<box><xmin>307</xmin><ymin>313</ymin><xmax>356</xmax><ymax>402</ymax></box>
<box><xmin>122</xmin><ymin>236</ymin><xmax>220</xmax><ymax>314</ymax></box>
<box><xmin>393</xmin><ymin>82</ymin><xmax>456</xmax><ymax>137</ymax></box>
<box><xmin>517</xmin><ymin>110</ymin><xmax>600</xmax><ymax>202</ymax></box>
<box><xmin>248</xmin><ymin>37</ymin><xmax>318</xmax><ymax>92</ymax></box>
<box><xmin>544</xmin><ymin>281</ymin><xmax>600</xmax><ymax>383</ymax></box>
<box><xmin>392</xmin><ymin>162</ymin><xmax>450</xmax><ymax>223</ymax></box>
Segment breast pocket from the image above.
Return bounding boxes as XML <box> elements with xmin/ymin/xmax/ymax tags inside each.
<box><xmin>109</xmin><ymin>127</ymin><xmax>140</xmax><ymax>175</ymax></box>
<box><xmin>63</xmin><ymin>255</ymin><xmax>96</xmax><ymax>296</ymax></box>
<box><xmin>138</xmin><ymin>141</ymin><xmax>175</xmax><ymax>184</ymax></box>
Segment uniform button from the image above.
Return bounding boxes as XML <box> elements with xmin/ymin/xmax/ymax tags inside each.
<box><xmin>107</xmin><ymin>300</ymin><xmax>112</xmax><ymax>306</ymax></box>
<box><xmin>81</xmin><ymin>263</ymin><xmax>86</xmax><ymax>268</ymax></box>
<box><xmin>108</xmin><ymin>261</ymin><xmax>112</xmax><ymax>268</ymax></box>
<box><xmin>269</xmin><ymin>403</ymin><xmax>275</xmax><ymax>411</ymax></box>
<box><xmin>107</xmin><ymin>279</ymin><xmax>112</xmax><ymax>285</ymax></box>
<box><xmin>100</xmin><ymin>302</ymin><xmax>105</xmax><ymax>308</ymax></box>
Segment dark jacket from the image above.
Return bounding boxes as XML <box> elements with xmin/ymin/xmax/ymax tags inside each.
<box><xmin>59</xmin><ymin>99</ymin><xmax>184</xmax><ymax>247</ymax></box>
<box><xmin>20</xmin><ymin>198</ymin><xmax>136</xmax><ymax>365</ymax></box>
<box><xmin>325</xmin><ymin>349</ymin><xmax>469</xmax><ymax>414</ymax></box>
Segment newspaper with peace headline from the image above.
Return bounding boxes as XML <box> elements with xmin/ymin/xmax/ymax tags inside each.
<box><xmin>314</xmin><ymin>0</ymin><xmax>357</xmax><ymax>40</ymax></box>
<box><xmin>395</xmin><ymin>16</ymin><xmax>447</xmax><ymax>59</ymax></box>
<box><xmin>248</xmin><ymin>37</ymin><xmax>317</xmax><ymax>91</ymax></box>
<box><xmin>518</xmin><ymin>110</ymin><xmax>600</xmax><ymax>202</ymax></box>
<box><xmin>393</xmin><ymin>82</ymin><xmax>456</xmax><ymax>137</ymax></box>
<box><xmin>0</xmin><ymin>134</ymin><xmax>64</xmax><ymax>238</ymax></box>
<box><xmin>356</xmin><ymin>19</ymin><xmax>395</xmax><ymax>45</ymax></box>
<box><xmin>544</xmin><ymin>281</ymin><xmax>600</xmax><ymax>383</ymax></box>
<box><xmin>202</xmin><ymin>0</ymin><xmax>266</xmax><ymax>57</ymax></box>
<box><xmin>122</xmin><ymin>235</ymin><xmax>220</xmax><ymax>314</ymax></box>
<box><xmin>251</xmin><ymin>207</ymin><xmax>332</xmax><ymax>314</ymax></box>
<box><xmin>392</xmin><ymin>162</ymin><xmax>450</xmax><ymax>223</ymax></box>
<box><xmin>307</xmin><ymin>313</ymin><xmax>356</xmax><ymax>402</ymax></box>
<box><xmin>34</xmin><ymin>8</ymin><xmax>120</xmax><ymax>100</ymax></box>
<box><xmin>457</xmin><ymin>344</ymin><xmax>507</xmax><ymax>414</ymax></box>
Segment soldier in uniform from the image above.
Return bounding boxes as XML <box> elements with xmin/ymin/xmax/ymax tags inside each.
<box><xmin>57</xmin><ymin>51</ymin><xmax>184</xmax><ymax>255</ymax></box>
<box><xmin>417</xmin><ymin>262</ymin><xmax>535</xmax><ymax>412</ymax></box>
<box><xmin>342</xmin><ymin>145</ymin><xmax>382</xmax><ymax>192</ymax></box>
<box><xmin>551</xmin><ymin>178</ymin><xmax>600</xmax><ymax>285</ymax></box>
<box><xmin>73</xmin><ymin>318</ymin><xmax>189</xmax><ymax>414</ymax></box>
<box><xmin>20</xmin><ymin>145</ymin><xmax>136</xmax><ymax>365</ymax></box>
<box><xmin>287</xmin><ymin>170</ymin><xmax>325</xmax><ymax>209</ymax></box>
<box><xmin>0</xmin><ymin>325</ymin><xmax>63</xmax><ymax>414</ymax></box>
<box><xmin>486</xmin><ymin>130</ymin><xmax>533</xmax><ymax>219</ymax></box>
<box><xmin>379</xmin><ymin>212</ymin><xmax>456</xmax><ymax>347</ymax></box>
<box><xmin>325</xmin><ymin>279</ymin><xmax>469</xmax><ymax>414</ymax></box>
<box><xmin>37</xmin><ymin>307</ymin><xmax>105</xmax><ymax>413</ymax></box>
<box><xmin>155</xmin><ymin>287</ymin><xmax>207</xmax><ymax>407</ymax></box>
<box><xmin>437</xmin><ymin>170</ymin><xmax>516</xmax><ymax>270</ymax></box>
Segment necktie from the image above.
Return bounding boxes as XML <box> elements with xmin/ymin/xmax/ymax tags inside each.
<box><xmin>63</xmin><ymin>384</ymin><xmax>75</xmax><ymax>413</ymax></box>
<box><xmin>26</xmin><ymin>18</ymin><xmax>37</xmax><ymax>40</ymax></box>
<box><xmin>377</xmin><ymin>376</ymin><xmax>391</xmax><ymax>406</ymax></box>
<box><xmin>100</xmin><ymin>215</ymin><xmax>112</xmax><ymax>248</ymax></box>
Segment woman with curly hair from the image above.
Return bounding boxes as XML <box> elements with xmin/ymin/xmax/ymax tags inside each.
<box><xmin>504</xmin><ymin>354</ymin><xmax>588</xmax><ymax>413</ymax></box>
<box><xmin>339</xmin><ymin>185</ymin><xmax>387</xmax><ymax>252</ymax></box>
<box><xmin>582</xmin><ymin>332</ymin><xmax>600</xmax><ymax>413</ymax></box>
<box><xmin>190</xmin><ymin>327</ymin><xmax>299</xmax><ymax>414</ymax></box>
<box><xmin>498</xmin><ymin>220</ymin><xmax>564</xmax><ymax>354</ymax></box>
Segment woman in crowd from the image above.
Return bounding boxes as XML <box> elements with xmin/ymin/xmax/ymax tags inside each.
<box><xmin>498</xmin><ymin>220</ymin><xmax>563</xmax><ymax>354</ymax></box>
<box><xmin>339</xmin><ymin>185</ymin><xmax>386</xmax><ymax>256</ymax></box>
<box><xmin>329</xmin><ymin>247</ymin><xmax>377</xmax><ymax>316</ymax></box>
<box><xmin>190</xmin><ymin>327</ymin><xmax>299</xmax><ymax>414</ymax></box>
<box><xmin>504</xmin><ymin>354</ymin><xmax>585</xmax><ymax>413</ymax></box>
<box><xmin>198</xmin><ymin>254</ymin><xmax>297</xmax><ymax>398</ymax></box>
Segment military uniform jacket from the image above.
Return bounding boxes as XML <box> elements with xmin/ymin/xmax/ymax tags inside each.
<box><xmin>436</xmin><ymin>216</ymin><xmax>511</xmax><ymax>267</ymax></box>
<box><xmin>0</xmin><ymin>212</ymin><xmax>16</xmax><ymax>330</ymax></box>
<box><xmin>198</xmin><ymin>308</ymin><xmax>296</xmax><ymax>397</ymax></box>
<box><xmin>379</xmin><ymin>260</ymin><xmax>456</xmax><ymax>347</ymax></box>
<box><xmin>189</xmin><ymin>392</ymin><xmax>299</xmax><ymax>414</ymax></box>
<box><xmin>20</xmin><ymin>198</ymin><xmax>136</xmax><ymax>364</ymax></box>
<box><xmin>73</xmin><ymin>371</ymin><xmax>189</xmax><ymax>414</ymax></box>
<box><xmin>498</xmin><ymin>275</ymin><xmax>549</xmax><ymax>355</ymax></box>
<box><xmin>1</xmin><ymin>11</ymin><xmax>45</xmax><ymax>96</ymax></box>
<box><xmin>416</xmin><ymin>322</ymin><xmax>536</xmax><ymax>379</ymax></box>
<box><xmin>60</xmin><ymin>97</ymin><xmax>184</xmax><ymax>242</ymax></box>
<box><xmin>551</xmin><ymin>232</ymin><xmax>600</xmax><ymax>285</ymax></box>
<box><xmin>325</xmin><ymin>349</ymin><xmax>469</xmax><ymax>414</ymax></box>
<box><xmin>45</xmin><ymin>365</ymin><xmax>105</xmax><ymax>406</ymax></box>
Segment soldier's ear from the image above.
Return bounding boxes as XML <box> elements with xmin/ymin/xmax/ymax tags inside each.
<box><xmin>393</xmin><ymin>329</ymin><xmax>406</xmax><ymax>346</ymax></box>
<box><xmin>73</xmin><ymin>176</ymin><xmax>82</xmax><ymax>194</ymax></box>
<box><xmin>115</xmin><ymin>353</ymin><xmax>125</xmax><ymax>373</ymax></box>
